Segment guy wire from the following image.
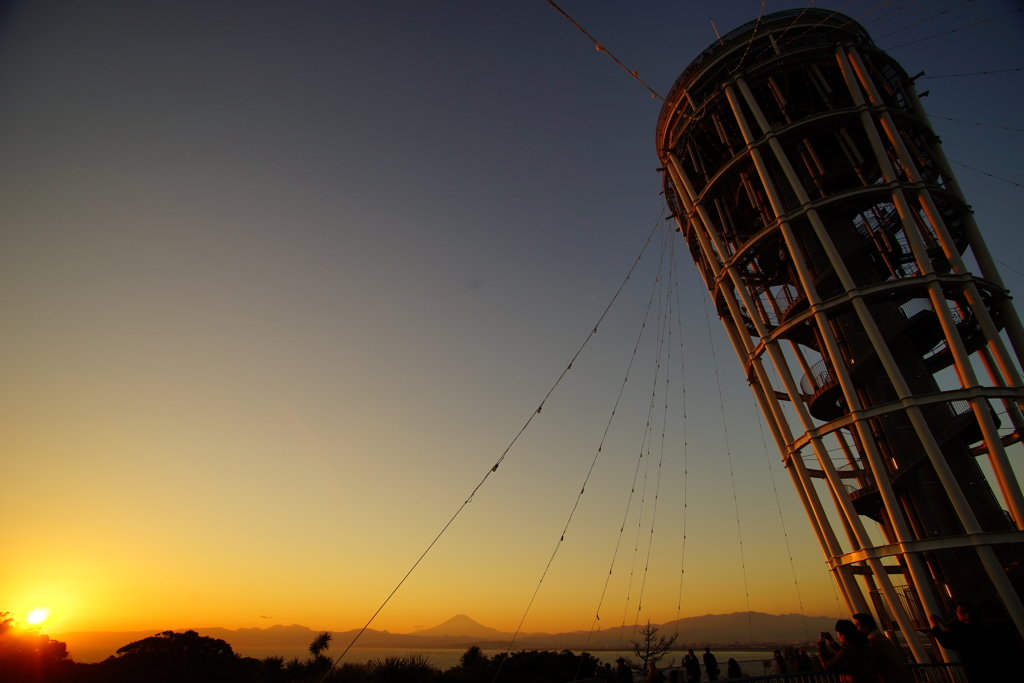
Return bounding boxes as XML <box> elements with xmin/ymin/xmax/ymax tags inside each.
<box><xmin>700</xmin><ymin>285</ymin><xmax>755</xmax><ymax>643</ymax></box>
<box><xmin>320</xmin><ymin>215</ymin><xmax>662</xmax><ymax>682</ymax></box>
<box><xmin>573</xmin><ymin>212</ymin><xmax>675</xmax><ymax>680</ymax></box>
<box><xmin>491</xmin><ymin>222</ymin><xmax>672</xmax><ymax>683</ymax></box>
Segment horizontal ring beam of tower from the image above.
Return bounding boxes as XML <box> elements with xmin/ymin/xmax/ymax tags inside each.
<box><xmin>656</xmin><ymin>8</ymin><xmax>1024</xmax><ymax>658</ymax></box>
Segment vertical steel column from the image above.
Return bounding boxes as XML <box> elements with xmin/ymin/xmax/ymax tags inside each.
<box><xmin>656</xmin><ymin>7</ymin><xmax>1024</xmax><ymax>651</ymax></box>
<box><xmin>726</xmin><ymin>76</ymin><xmax>930</xmax><ymax>658</ymax></box>
<box><xmin>901</xmin><ymin>86</ymin><xmax>1024</xmax><ymax>370</ymax></box>
<box><xmin>841</xmin><ymin>46</ymin><xmax>1024</xmax><ymax>529</ymax></box>
<box><xmin>667</xmin><ymin>152</ymin><xmax>872</xmax><ymax>613</ymax></box>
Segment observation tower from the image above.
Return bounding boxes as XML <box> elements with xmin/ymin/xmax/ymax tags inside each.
<box><xmin>656</xmin><ymin>9</ymin><xmax>1024</xmax><ymax>656</ymax></box>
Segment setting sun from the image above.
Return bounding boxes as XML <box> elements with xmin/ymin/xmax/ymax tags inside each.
<box><xmin>26</xmin><ymin>608</ymin><xmax>50</xmax><ymax>625</ymax></box>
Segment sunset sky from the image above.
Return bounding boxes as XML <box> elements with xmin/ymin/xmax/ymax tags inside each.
<box><xmin>2</xmin><ymin>0</ymin><xmax>1023</xmax><ymax>638</ymax></box>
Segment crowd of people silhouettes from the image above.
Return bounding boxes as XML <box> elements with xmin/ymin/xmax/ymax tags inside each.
<box><xmin>585</xmin><ymin>601</ymin><xmax>1020</xmax><ymax>683</ymax></box>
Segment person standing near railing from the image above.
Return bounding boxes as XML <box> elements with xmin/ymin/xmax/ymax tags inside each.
<box><xmin>615</xmin><ymin>657</ymin><xmax>632</xmax><ymax>683</ymax></box>
<box><xmin>702</xmin><ymin>647</ymin><xmax>720</xmax><ymax>682</ymax></box>
<box><xmin>852</xmin><ymin>613</ymin><xmax>912</xmax><ymax>683</ymax></box>
<box><xmin>817</xmin><ymin>620</ymin><xmax>876</xmax><ymax>683</ymax></box>
<box><xmin>929</xmin><ymin>603</ymin><xmax>1011</xmax><ymax>683</ymax></box>
<box><xmin>772</xmin><ymin>649</ymin><xmax>787</xmax><ymax>674</ymax></box>
<box><xmin>683</xmin><ymin>650</ymin><xmax>701</xmax><ymax>683</ymax></box>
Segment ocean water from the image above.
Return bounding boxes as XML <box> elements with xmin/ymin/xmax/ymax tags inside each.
<box><xmin>228</xmin><ymin>647</ymin><xmax>772</xmax><ymax>672</ymax></box>
<box><xmin>70</xmin><ymin>644</ymin><xmax>775</xmax><ymax>672</ymax></box>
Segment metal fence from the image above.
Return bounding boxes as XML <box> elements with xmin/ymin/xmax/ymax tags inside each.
<box><xmin>574</xmin><ymin>662</ymin><xmax>966</xmax><ymax>683</ymax></box>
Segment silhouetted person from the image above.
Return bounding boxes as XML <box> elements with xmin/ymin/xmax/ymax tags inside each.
<box><xmin>852</xmin><ymin>612</ymin><xmax>911</xmax><ymax>683</ymax></box>
<box><xmin>726</xmin><ymin>658</ymin><xmax>742</xmax><ymax>679</ymax></box>
<box><xmin>796</xmin><ymin>648</ymin><xmax>812</xmax><ymax>672</ymax></box>
<box><xmin>645</xmin><ymin>661</ymin><xmax>665</xmax><ymax>683</ymax></box>
<box><xmin>818</xmin><ymin>620</ymin><xmax>875</xmax><ymax>683</ymax></box>
<box><xmin>684</xmin><ymin>650</ymin><xmax>701</xmax><ymax>683</ymax></box>
<box><xmin>616</xmin><ymin>657</ymin><xmax>633</xmax><ymax>683</ymax></box>
<box><xmin>668</xmin><ymin>668</ymin><xmax>681</xmax><ymax>683</ymax></box>
<box><xmin>773</xmin><ymin>649</ymin><xmax>787</xmax><ymax>674</ymax></box>
<box><xmin>604</xmin><ymin>662</ymin><xmax>617</xmax><ymax>683</ymax></box>
<box><xmin>703</xmin><ymin>647</ymin><xmax>720</xmax><ymax>681</ymax></box>
<box><xmin>929</xmin><ymin>603</ymin><xmax>1011</xmax><ymax>683</ymax></box>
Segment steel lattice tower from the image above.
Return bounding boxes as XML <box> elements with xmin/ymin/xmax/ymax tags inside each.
<box><xmin>656</xmin><ymin>9</ymin><xmax>1024</xmax><ymax>657</ymax></box>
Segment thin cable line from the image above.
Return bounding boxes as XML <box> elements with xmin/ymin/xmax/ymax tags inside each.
<box><xmin>851</xmin><ymin>0</ymin><xmax>904</xmax><ymax>24</ymax></box>
<box><xmin>730</xmin><ymin>0</ymin><xmax>768</xmax><ymax>74</ymax></box>
<box><xmin>949</xmin><ymin>160</ymin><xmax>1023</xmax><ymax>189</ymax></box>
<box><xmin>928</xmin><ymin>114</ymin><xmax>1024</xmax><ymax>133</ymax></box>
<box><xmin>493</xmin><ymin>226</ymin><xmax>671</xmax><ymax>683</ymax></box>
<box><xmin>319</xmin><ymin>216</ymin><xmax>662</xmax><ymax>682</ymax></box>
<box><xmin>865</xmin><ymin>0</ymin><xmax>922</xmax><ymax>24</ymax></box>
<box><xmin>830</xmin><ymin>566</ymin><xmax>847</xmax><ymax>618</ymax></box>
<box><xmin>627</xmin><ymin>233</ymin><xmax>671</xmax><ymax>642</ymax></box>
<box><xmin>777</xmin><ymin>0</ymin><xmax>910</xmax><ymax>53</ymax></box>
<box><xmin>611</xmin><ymin>412</ymin><xmax>657</xmax><ymax>656</ymax></box>
<box><xmin>547</xmin><ymin>0</ymin><xmax>663</xmax><ymax>100</ymax></box>
<box><xmin>631</xmin><ymin>259</ymin><xmax>674</xmax><ymax>629</ymax></box>
<box><xmin>700</xmin><ymin>286</ymin><xmax>754</xmax><ymax>643</ymax></box>
<box><xmin>883</xmin><ymin>7</ymin><xmax>1023</xmax><ymax>49</ymax></box>
<box><xmin>574</xmin><ymin>215</ymin><xmax>672</xmax><ymax>680</ymax></box>
<box><xmin>995</xmin><ymin>258</ymin><xmax>1024</xmax><ymax>280</ymax></box>
<box><xmin>753</xmin><ymin>396</ymin><xmax>810</xmax><ymax>641</ymax></box>
<box><xmin>919</xmin><ymin>67</ymin><xmax>1022</xmax><ymax>79</ymax></box>
<box><xmin>874</xmin><ymin>0</ymin><xmax>974</xmax><ymax>40</ymax></box>
<box><xmin>780</xmin><ymin>0</ymin><xmax>858</xmax><ymax>47</ymax></box>
<box><xmin>670</xmin><ymin>235</ymin><xmax>690</xmax><ymax>637</ymax></box>
<box><xmin>617</xmin><ymin>231</ymin><xmax>672</xmax><ymax>650</ymax></box>
<box><xmin>775</xmin><ymin>1</ymin><xmax>817</xmax><ymax>44</ymax></box>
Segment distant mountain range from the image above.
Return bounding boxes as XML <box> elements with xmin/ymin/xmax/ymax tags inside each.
<box><xmin>54</xmin><ymin>612</ymin><xmax>838</xmax><ymax>663</ymax></box>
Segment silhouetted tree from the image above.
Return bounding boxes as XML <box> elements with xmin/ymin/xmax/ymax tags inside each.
<box><xmin>459</xmin><ymin>645</ymin><xmax>487</xmax><ymax>669</ymax></box>
<box><xmin>75</xmin><ymin>629</ymin><xmax>257</xmax><ymax>682</ymax></box>
<box><xmin>629</xmin><ymin>622</ymin><xmax>677</xmax><ymax>670</ymax></box>
<box><xmin>367</xmin><ymin>653</ymin><xmax>435</xmax><ymax>683</ymax></box>
<box><xmin>0</xmin><ymin>611</ymin><xmax>75</xmax><ymax>682</ymax></box>
<box><xmin>258</xmin><ymin>655</ymin><xmax>288</xmax><ymax>683</ymax></box>
<box><xmin>452</xmin><ymin>649</ymin><xmax>597</xmax><ymax>683</ymax></box>
<box><xmin>310</xmin><ymin>632</ymin><xmax>332</xmax><ymax>658</ymax></box>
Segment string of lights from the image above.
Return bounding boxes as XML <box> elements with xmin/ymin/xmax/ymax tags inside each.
<box><xmin>630</xmin><ymin>252</ymin><xmax>676</xmax><ymax>632</ymax></box>
<box><xmin>919</xmin><ymin>67</ymin><xmax>1022</xmax><ymax>79</ymax></box>
<box><xmin>494</xmin><ymin>223</ymin><xmax>673</xmax><ymax>683</ymax></box>
<box><xmin>730</xmin><ymin>0</ymin><xmax>768</xmax><ymax>74</ymax></box>
<box><xmin>950</xmin><ymin>160</ymin><xmax>1023</xmax><ymax>189</ymax></box>
<box><xmin>622</xmin><ymin>234</ymin><xmax>671</xmax><ymax>644</ymax></box>
<box><xmin>865</xmin><ymin>0</ymin><xmax>922</xmax><ymax>25</ymax></box>
<box><xmin>851</xmin><ymin>0</ymin><xmax>906</xmax><ymax>25</ymax></box>
<box><xmin>874</xmin><ymin>0</ymin><xmax>974</xmax><ymax>40</ymax></box>
<box><xmin>670</xmin><ymin>233</ymin><xmax>691</xmax><ymax>638</ymax></box>
<box><xmin>779</xmin><ymin>0</ymin><xmax>858</xmax><ymax>47</ymax></box>
<box><xmin>700</xmin><ymin>285</ymin><xmax>755</xmax><ymax>643</ymax></box>
<box><xmin>929</xmin><ymin>114</ymin><xmax>1024</xmax><ymax>133</ymax></box>
<box><xmin>778</xmin><ymin>0</ymin><xmax>898</xmax><ymax>51</ymax></box>
<box><xmin>752</xmin><ymin>393</ymin><xmax>811</xmax><ymax>641</ymax></box>
<box><xmin>775</xmin><ymin>0</ymin><xmax>817</xmax><ymax>44</ymax></box>
<box><xmin>322</xmin><ymin>10</ymin><xmax>1022</xmax><ymax>678</ymax></box>
<box><xmin>766</xmin><ymin>358</ymin><xmax>847</xmax><ymax>619</ymax></box>
<box><xmin>319</xmin><ymin>215</ymin><xmax>663</xmax><ymax>682</ymax></box>
<box><xmin>995</xmin><ymin>258</ymin><xmax>1024</xmax><ymax>281</ymax></box>
<box><xmin>572</xmin><ymin>214</ymin><xmax>676</xmax><ymax>680</ymax></box>
<box><xmin>547</xmin><ymin>0</ymin><xmax>663</xmax><ymax>99</ymax></box>
<box><xmin>883</xmin><ymin>7</ymin><xmax>1023</xmax><ymax>49</ymax></box>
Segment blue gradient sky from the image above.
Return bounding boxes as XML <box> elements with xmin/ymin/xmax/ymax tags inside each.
<box><xmin>2</xmin><ymin>0</ymin><xmax>1023</xmax><ymax>635</ymax></box>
